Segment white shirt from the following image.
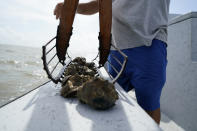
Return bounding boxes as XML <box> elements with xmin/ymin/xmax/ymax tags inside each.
<box><xmin>112</xmin><ymin>0</ymin><xmax>170</xmax><ymax>50</ymax></box>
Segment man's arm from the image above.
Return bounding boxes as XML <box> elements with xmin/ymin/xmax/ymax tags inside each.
<box><xmin>54</xmin><ymin>0</ymin><xmax>98</xmax><ymax>19</ymax></box>
<box><xmin>77</xmin><ymin>0</ymin><xmax>99</xmax><ymax>15</ymax></box>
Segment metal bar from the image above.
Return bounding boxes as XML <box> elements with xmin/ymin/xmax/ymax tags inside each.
<box><xmin>103</xmin><ymin>63</ymin><xmax>114</xmax><ymax>80</ymax></box>
<box><xmin>111</xmin><ymin>54</ymin><xmax>122</xmax><ymax>66</ymax></box>
<box><xmin>0</xmin><ymin>81</ymin><xmax>51</xmax><ymax>109</ymax></box>
<box><xmin>42</xmin><ymin>37</ymin><xmax>128</xmax><ymax>84</ymax></box>
<box><xmin>112</xmin><ymin>55</ymin><xmax>127</xmax><ymax>83</ymax></box>
<box><xmin>103</xmin><ymin>66</ymin><xmax>113</xmax><ymax>80</ymax></box>
<box><xmin>92</xmin><ymin>53</ymin><xmax>99</xmax><ymax>62</ymax></box>
<box><xmin>67</xmin><ymin>52</ymin><xmax>71</xmax><ymax>59</ymax></box>
<box><xmin>55</xmin><ymin>59</ymin><xmax>72</xmax><ymax>79</ymax></box>
<box><xmin>47</xmin><ymin>53</ymin><xmax>57</xmax><ymax>65</ymax></box>
<box><xmin>107</xmin><ymin>60</ymin><xmax>119</xmax><ymax>74</ymax></box>
<box><xmin>42</xmin><ymin>46</ymin><xmax>59</xmax><ymax>83</ymax></box>
<box><xmin>51</xmin><ymin>61</ymin><xmax>60</xmax><ymax>74</ymax></box>
<box><xmin>111</xmin><ymin>44</ymin><xmax>127</xmax><ymax>58</ymax></box>
<box><xmin>46</xmin><ymin>44</ymin><xmax>56</xmax><ymax>55</ymax></box>
<box><xmin>44</xmin><ymin>36</ymin><xmax>56</xmax><ymax>47</ymax></box>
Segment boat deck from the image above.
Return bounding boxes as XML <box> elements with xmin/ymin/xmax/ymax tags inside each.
<box><xmin>0</xmin><ymin>68</ymin><xmax>161</xmax><ymax>131</ymax></box>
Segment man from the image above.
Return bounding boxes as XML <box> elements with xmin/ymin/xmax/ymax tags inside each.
<box><xmin>54</xmin><ymin>0</ymin><xmax>170</xmax><ymax>124</ymax></box>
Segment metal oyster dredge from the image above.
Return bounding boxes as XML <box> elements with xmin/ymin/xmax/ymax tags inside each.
<box><xmin>41</xmin><ymin>0</ymin><xmax>128</xmax><ymax>109</ymax></box>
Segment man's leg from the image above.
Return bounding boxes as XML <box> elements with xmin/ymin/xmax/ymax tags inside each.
<box><xmin>146</xmin><ymin>108</ymin><xmax>161</xmax><ymax>124</ymax></box>
<box><xmin>130</xmin><ymin>39</ymin><xmax>167</xmax><ymax>125</ymax></box>
<box><xmin>108</xmin><ymin>40</ymin><xmax>167</xmax><ymax>125</ymax></box>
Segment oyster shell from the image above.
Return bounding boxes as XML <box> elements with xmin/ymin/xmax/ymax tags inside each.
<box><xmin>60</xmin><ymin>74</ymin><xmax>92</xmax><ymax>98</ymax></box>
<box><xmin>63</xmin><ymin>58</ymin><xmax>97</xmax><ymax>77</ymax></box>
<box><xmin>60</xmin><ymin>74</ymin><xmax>81</xmax><ymax>98</ymax></box>
<box><xmin>61</xmin><ymin>57</ymin><xmax>96</xmax><ymax>98</ymax></box>
<box><xmin>77</xmin><ymin>77</ymin><xmax>119</xmax><ymax>110</ymax></box>
<box><xmin>72</xmin><ymin>57</ymin><xmax>86</xmax><ymax>66</ymax></box>
<box><xmin>61</xmin><ymin>57</ymin><xmax>119</xmax><ymax>110</ymax></box>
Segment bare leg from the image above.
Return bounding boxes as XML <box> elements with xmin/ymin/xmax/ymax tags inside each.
<box><xmin>146</xmin><ymin>108</ymin><xmax>161</xmax><ymax>124</ymax></box>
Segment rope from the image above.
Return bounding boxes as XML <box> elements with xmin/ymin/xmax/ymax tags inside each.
<box><xmin>0</xmin><ymin>80</ymin><xmax>51</xmax><ymax>109</ymax></box>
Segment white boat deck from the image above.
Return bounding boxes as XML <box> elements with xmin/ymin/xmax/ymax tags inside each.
<box><xmin>0</xmin><ymin>68</ymin><xmax>161</xmax><ymax>131</ymax></box>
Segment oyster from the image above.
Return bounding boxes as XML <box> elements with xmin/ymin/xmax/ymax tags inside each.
<box><xmin>60</xmin><ymin>74</ymin><xmax>93</xmax><ymax>98</ymax></box>
<box><xmin>63</xmin><ymin>57</ymin><xmax>97</xmax><ymax>77</ymax></box>
<box><xmin>61</xmin><ymin>57</ymin><xmax>119</xmax><ymax>110</ymax></box>
<box><xmin>72</xmin><ymin>57</ymin><xmax>86</xmax><ymax>66</ymax></box>
<box><xmin>61</xmin><ymin>57</ymin><xmax>96</xmax><ymax>98</ymax></box>
<box><xmin>77</xmin><ymin>77</ymin><xmax>119</xmax><ymax>110</ymax></box>
<box><xmin>61</xmin><ymin>74</ymin><xmax>82</xmax><ymax>98</ymax></box>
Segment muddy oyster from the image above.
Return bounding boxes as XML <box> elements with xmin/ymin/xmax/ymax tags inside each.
<box><xmin>61</xmin><ymin>57</ymin><xmax>97</xmax><ymax>98</ymax></box>
<box><xmin>63</xmin><ymin>57</ymin><xmax>97</xmax><ymax>77</ymax></box>
<box><xmin>72</xmin><ymin>57</ymin><xmax>86</xmax><ymax>66</ymax></box>
<box><xmin>61</xmin><ymin>74</ymin><xmax>82</xmax><ymax>98</ymax></box>
<box><xmin>60</xmin><ymin>74</ymin><xmax>93</xmax><ymax>98</ymax></box>
<box><xmin>61</xmin><ymin>57</ymin><xmax>119</xmax><ymax>110</ymax></box>
<box><xmin>77</xmin><ymin>77</ymin><xmax>119</xmax><ymax>110</ymax></box>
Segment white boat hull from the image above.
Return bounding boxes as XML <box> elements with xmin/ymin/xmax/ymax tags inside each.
<box><xmin>0</xmin><ymin>68</ymin><xmax>161</xmax><ymax>131</ymax></box>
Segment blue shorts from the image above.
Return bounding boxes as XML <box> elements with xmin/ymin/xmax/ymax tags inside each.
<box><xmin>108</xmin><ymin>39</ymin><xmax>167</xmax><ymax>111</ymax></box>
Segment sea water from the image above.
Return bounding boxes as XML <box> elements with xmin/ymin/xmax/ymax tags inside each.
<box><xmin>0</xmin><ymin>44</ymin><xmax>48</xmax><ymax>106</ymax></box>
<box><xmin>0</xmin><ymin>44</ymin><xmax>98</xmax><ymax>107</ymax></box>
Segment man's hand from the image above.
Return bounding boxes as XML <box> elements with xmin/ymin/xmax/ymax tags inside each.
<box><xmin>54</xmin><ymin>1</ymin><xmax>98</xmax><ymax>18</ymax></box>
<box><xmin>54</xmin><ymin>2</ymin><xmax>64</xmax><ymax>20</ymax></box>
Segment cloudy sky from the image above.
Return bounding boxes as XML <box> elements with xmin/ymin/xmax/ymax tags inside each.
<box><xmin>0</xmin><ymin>0</ymin><xmax>197</xmax><ymax>50</ymax></box>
